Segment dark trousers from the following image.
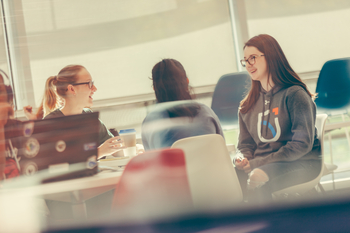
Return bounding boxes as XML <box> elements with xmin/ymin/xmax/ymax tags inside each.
<box><xmin>236</xmin><ymin>159</ymin><xmax>322</xmax><ymax>202</ymax></box>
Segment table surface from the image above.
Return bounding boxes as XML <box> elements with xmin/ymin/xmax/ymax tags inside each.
<box><xmin>1</xmin><ymin>144</ymin><xmax>235</xmax><ymax>202</ymax></box>
<box><xmin>1</xmin><ymin>170</ymin><xmax>123</xmax><ymax>202</ymax></box>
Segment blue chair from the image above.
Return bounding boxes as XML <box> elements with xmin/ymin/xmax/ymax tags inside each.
<box><xmin>211</xmin><ymin>72</ymin><xmax>251</xmax><ymax>130</ymax></box>
<box><xmin>315</xmin><ymin>57</ymin><xmax>350</xmax><ymax>190</ymax></box>
<box><xmin>315</xmin><ymin>57</ymin><xmax>350</xmax><ymax>112</ymax></box>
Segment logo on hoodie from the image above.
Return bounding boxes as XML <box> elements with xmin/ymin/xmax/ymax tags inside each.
<box><xmin>257</xmin><ymin>107</ymin><xmax>281</xmax><ymax>142</ymax></box>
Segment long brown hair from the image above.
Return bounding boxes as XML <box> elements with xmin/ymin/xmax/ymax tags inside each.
<box><xmin>38</xmin><ymin>65</ymin><xmax>85</xmax><ymax>118</ymax></box>
<box><xmin>152</xmin><ymin>59</ymin><xmax>193</xmax><ymax>103</ymax></box>
<box><xmin>239</xmin><ymin>34</ymin><xmax>315</xmax><ymax>114</ymax></box>
<box><xmin>152</xmin><ymin>59</ymin><xmax>199</xmax><ymax>117</ymax></box>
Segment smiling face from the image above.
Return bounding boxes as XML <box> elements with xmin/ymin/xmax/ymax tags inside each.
<box><xmin>73</xmin><ymin>68</ymin><xmax>97</xmax><ymax>108</ymax></box>
<box><xmin>243</xmin><ymin>46</ymin><xmax>269</xmax><ymax>84</ymax></box>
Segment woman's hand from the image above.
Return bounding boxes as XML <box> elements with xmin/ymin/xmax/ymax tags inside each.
<box><xmin>235</xmin><ymin>157</ymin><xmax>248</xmax><ymax>170</ymax></box>
<box><xmin>235</xmin><ymin>157</ymin><xmax>251</xmax><ymax>173</ymax></box>
<box><xmin>243</xmin><ymin>161</ymin><xmax>251</xmax><ymax>173</ymax></box>
<box><xmin>136</xmin><ymin>144</ymin><xmax>145</xmax><ymax>155</ymax></box>
<box><xmin>98</xmin><ymin>136</ymin><xmax>126</xmax><ymax>159</ymax></box>
<box><xmin>23</xmin><ymin>105</ymin><xmax>37</xmax><ymax>120</ymax></box>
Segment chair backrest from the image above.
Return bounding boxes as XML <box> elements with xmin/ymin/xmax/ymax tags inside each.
<box><xmin>273</xmin><ymin>114</ymin><xmax>328</xmax><ymax>196</ymax></box>
<box><xmin>112</xmin><ymin>148</ymin><xmax>193</xmax><ymax>217</ymax></box>
<box><xmin>171</xmin><ymin>134</ymin><xmax>243</xmax><ymax>211</ymax></box>
<box><xmin>315</xmin><ymin>114</ymin><xmax>328</xmax><ymax>158</ymax></box>
<box><xmin>211</xmin><ymin>72</ymin><xmax>251</xmax><ymax>129</ymax></box>
<box><xmin>315</xmin><ymin>57</ymin><xmax>350</xmax><ymax>110</ymax></box>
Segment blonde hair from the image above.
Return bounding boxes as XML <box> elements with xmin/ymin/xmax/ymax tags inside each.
<box><xmin>37</xmin><ymin>65</ymin><xmax>85</xmax><ymax>118</ymax></box>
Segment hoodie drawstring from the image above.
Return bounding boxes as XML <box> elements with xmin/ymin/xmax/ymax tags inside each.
<box><xmin>261</xmin><ymin>89</ymin><xmax>274</xmax><ymax>138</ymax></box>
<box><xmin>261</xmin><ymin>95</ymin><xmax>265</xmax><ymax>137</ymax></box>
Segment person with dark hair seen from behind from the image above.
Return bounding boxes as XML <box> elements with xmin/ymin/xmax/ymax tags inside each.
<box><xmin>234</xmin><ymin>34</ymin><xmax>321</xmax><ymax>202</ymax></box>
<box><xmin>142</xmin><ymin>58</ymin><xmax>224</xmax><ymax>150</ymax></box>
<box><xmin>24</xmin><ymin>65</ymin><xmax>125</xmax><ymax>159</ymax></box>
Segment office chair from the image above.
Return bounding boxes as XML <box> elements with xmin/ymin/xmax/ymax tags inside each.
<box><xmin>315</xmin><ymin>57</ymin><xmax>350</xmax><ymax>111</ymax></box>
<box><xmin>111</xmin><ymin>148</ymin><xmax>192</xmax><ymax>218</ymax></box>
<box><xmin>314</xmin><ymin>57</ymin><xmax>350</xmax><ymax>188</ymax></box>
<box><xmin>172</xmin><ymin>134</ymin><xmax>243</xmax><ymax>211</ymax></box>
<box><xmin>211</xmin><ymin>72</ymin><xmax>251</xmax><ymax>130</ymax></box>
<box><xmin>273</xmin><ymin>114</ymin><xmax>327</xmax><ymax>197</ymax></box>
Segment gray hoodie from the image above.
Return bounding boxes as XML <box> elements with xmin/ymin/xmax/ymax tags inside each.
<box><xmin>237</xmin><ymin>85</ymin><xmax>321</xmax><ymax>170</ymax></box>
<box><xmin>142</xmin><ymin>101</ymin><xmax>224</xmax><ymax>150</ymax></box>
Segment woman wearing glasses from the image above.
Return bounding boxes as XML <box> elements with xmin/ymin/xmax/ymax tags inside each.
<box><xmin>24</xmin><ymin>65</ymin><xmax>124</xmax><ymax>159</ymax></box>
<box><xmin>234</xmin><ymin>34</ymin><xmax>321</xmax><ymax>202</ymax></box>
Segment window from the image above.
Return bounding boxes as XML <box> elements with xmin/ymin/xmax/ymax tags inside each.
<box><xmin>245</xmin><ymin>0</ymin><xmax>350</xmax><ymax>73</ymax></box>
<box><xmin>4</xmin><ymin>0</ymin><xmax>237</xmax><ymax>108</ymax></box>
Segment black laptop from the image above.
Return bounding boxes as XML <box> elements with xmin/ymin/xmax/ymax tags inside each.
<box><xmin>4</xmin><ymin>112</ymin><xmax>100</xmax><ymax>183</ymax></box>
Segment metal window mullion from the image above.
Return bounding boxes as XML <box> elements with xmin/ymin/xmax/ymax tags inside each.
<box><xmin>1</xmin><ymin>0</ymin><xmax>35</xmax><ymax>110</ymax></box>
<box><xmin>228</xmin><ymin>0</ymin><xmax>249</xmax><ymax>72</ymax></box>
<box><xmin>0</xmin><ymin>0</ymin><xmax>17</xmax><ymax>108</ymax></box>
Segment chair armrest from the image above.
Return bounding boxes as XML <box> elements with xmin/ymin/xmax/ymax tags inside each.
<box><xmin>322</xmin><ymin>163</ymin><xmax>338</xmax><ymax>176</ymax></box>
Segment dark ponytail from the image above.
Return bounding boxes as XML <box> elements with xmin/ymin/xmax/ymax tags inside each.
<box><xmin>152</xmin><ymin>59</ymin><xmax>199</xmax><ymax>118</ymax></box>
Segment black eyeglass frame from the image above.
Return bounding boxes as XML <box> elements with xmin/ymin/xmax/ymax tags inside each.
<box><xmin>240</xmin><ymin>55</ymin><xmax>265</xmax><ymax>67</ymax></box>
<box><xmin>72</xmin><ymin>80</ymin><xmax>94</xmax><ymax>89</ymax></box>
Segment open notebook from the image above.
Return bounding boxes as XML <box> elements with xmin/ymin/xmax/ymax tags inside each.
<box><xmin>4</xmin><ymin>112</ymin><xmax>100</xmax><ymax>183</ymax></box>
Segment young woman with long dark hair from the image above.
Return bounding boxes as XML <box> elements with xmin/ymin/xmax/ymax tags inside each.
<box><xmin>142</xmin><ymin>59</ymin><xmax>224</xmax><ymax>150</ymax></box>
<box><xmin>234</xmin><ymin>34</ymin><xmax>321</xmax><ymax>201</ymax></box>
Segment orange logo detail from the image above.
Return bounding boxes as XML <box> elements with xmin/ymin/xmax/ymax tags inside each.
<box><xmin>272</xmin><ymin>107</ymin><xmax>278</xmax><ymax>115</ymax></box>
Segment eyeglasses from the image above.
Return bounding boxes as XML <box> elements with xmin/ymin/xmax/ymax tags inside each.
<box><xmin>72</xmin><ymin>80</ymin><xmax>94</xmax><ymax>89</ymax></box>
<box><xmin>240</xmin><ymin>55</ymin><xmax>264</xmax><ymax>67</ymax></box>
